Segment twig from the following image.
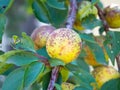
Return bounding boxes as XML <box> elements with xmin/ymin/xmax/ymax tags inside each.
<box><xmin>34</xmin><ymin>53</ymin><xmax>50</xmax><ymax>66</ymax></box>
<box><xmin>95</xmin><ymin>4</ymin><xmax>120</xmax><ymax>72</ymax></box>
<box><xmin>47</xmin><ymin>66</ymin><xmax>60</xmax><ymax>90</ymax></box>
<box><xmin>47</xmin><ymin>0</ymin><xmax>78</xmax><ymax>90</ymax></box>
<box><xmin>65</xmin><ymin>0</ymin><xmax>77</xmax><ymax>29</ymax></box>
<box><xmin>95</xmin><ymin>4</ymin><xmax>109</xmax><ymax>32</ymax></box>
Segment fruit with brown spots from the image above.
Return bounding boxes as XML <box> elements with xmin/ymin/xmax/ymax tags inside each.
<box><xmin>92</xmin><ymin>65</ymin><xmax>120</xmax><ymax>89</ymax></box>
<box><xmin>46</xmin><ymin>28</ymin><xmax>82</xmax><ymax>64</ymax></box>
<box><xmin>104</xmin><ymin>5</ymin><xmax>120</xmax><ymax>28</ymax></box>
<box><xmin>31</xmin><ymin>25</ymin><xmax>55</xmax><ymax>50</ymax></box>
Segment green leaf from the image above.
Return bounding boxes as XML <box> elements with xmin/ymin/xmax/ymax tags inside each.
<box><xmin>46</xmin><ymin>0</ymin><xmax>66</xmax><ymax>10</ymax></box>
<box><xmin>82</xmin><ymin>15</ymin><xmax>102</xmax><ymax>29</ymax></box>
<box><xmin>79</xmin><ymin>33</ymin><xmax>96</xmax><ymax>44</ymax></box>
<box><xmin>0</xmin><ymin>0</ymin><xmax>14</xmax><ymax>14</ymax></box>
<box><xmin>56</xmin><ymin>73</ymin><xmax>62</xmax><ymax>85</ymax></box>
<box><xmin>101</xmin><ymin>78</ymin><xmax>120</xmax><ymax>90</ymax></box>
<box><xmin>75</xmin><ymin>58</ymin><xmax>90</xmax><ymax>72</ymax></box>
<box><xmin>32</xmin><ymin>0</ymin><xmax>68</xmax><ymax>27</ymax></box>
<box><xmin>0</xmin><ymin>50</ymin><xmax>4</xmax><ymax>55</ymax></box>
<box><xmin>66</xmin><ymin>64</ymin><xmax>96</xmax><ymax>90</ymax></box>
<box><xmin>0</xmin><ymin>50</ymin><xmax>24</xmax><ymax>62</ymax></box>
<box><xmin>2</xmin><ymin>68</ymin><xmax>25</xmax><ymax>90</ymax></box>
<box><xmin>24</xmin><ymin>62</ymin><xmax>45</xmax><ymax>88</ymax></box>
<box><xmin>55</xmin><ymin>83</ymin><xmax>62</xmax><ymax>90</ymax></box>
<box><xmin>60</xmin><ymin>67</ymin><xmax>70</xmax><ymax>82</ymax></box>
<box><xmin>0</xmin><ymin>14</ymin><xmax>6</xmax><ymax>43</ymax></box>
<box><xmin>74</xmin><ymin>86</ymin><xmax>90</xmax><ymax>90</ymax></box>
<box><xmin>99</xmin><ymin>26</ymin><xmax>105</xmax><ymax>35</ymax></box>
<box><xmin>49</xmin><ymin>58</ymin><xmax>65</xmax><ymax>67</ymax></box>
<box><xmin>78</xmin><ymin>1</ymin><xmax>98</xmax><ymax>20</ymax></box>
<box><xmin>36</xmin><ymin>67</ymin><xmax>51</xmax><ymax>83</ymax></box>
<box><xmin>46</xmin><ymin>4</ymin><xmax>68</xmax><ymax>27</ymax></box>
<box><xmin>104</xmin><ymin>31</ymin><xmax>120</xmax><ymax>64</ymax></box>
<box><xmin>32</xmin><ymin>0</ymin><xmax>50</xmax><ymax>23</ymax></box>
<box><xmin>13</xmin><ymin>32</ymin><xmax>35</xmax><ymax>52</ymax></box>
<box><xmin>42</xmin><ymin>71</ymin><xmax>51</xmax><ymax>90</ymax></box>
<box><xmin>37</xmin><ymin>47</ymin><xmax>50</xmax><ymax>59</ymax></box>
<box><xmin>0</xmin><ymin>50</ymin><xmax>39</xmax><ymax>66</ymax></box>
<box><xmin>86</xmin><ymin>41</ymin><xmax>107</xmax><ymax>65</ymax></box>
<box><xmin>91</xmin><ymin>0</ymin><xmax>100</xmax><ymax>5</ymax></box>
<box><xmin>0</xmin><ymin>63</ymin><xmax>13</xmax><ymax>74</ymax></box>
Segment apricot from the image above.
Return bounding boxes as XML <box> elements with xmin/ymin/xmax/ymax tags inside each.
<box><xmin>92</xmin><ymin>65</ymin><xmax>120</xmax><ymax>89</ymax></box>
<box><xmin>31</xmin><ymin>25</ymin><xmax>55</xmax><ymax>50</ymax></box>
<box><xmin>46</xmin><ymin>28</ymin><xmax>82</xmax><ymax>64</ymax></box>
<box><xmin>104</xmin><ymin>5</ymin><xmax>120</xmax><ymax>28</ymax></box>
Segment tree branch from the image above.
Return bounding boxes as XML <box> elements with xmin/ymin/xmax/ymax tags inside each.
<box><xmin>65</xmin><ymin>0</ymin><xmax>77</xmax><ymax>29</ymax></box>
<box><xmin>95</xmin><ymin>4</ymin><xmax>109</xmax><ymax>32</ymax></box>
<box><xmin>34</xmin><ymin>53</ymin><xmax>50</xmax><ymax>66</ymax></box>
<box><xmin>47</xmin><ymin>0</ymin><xmax>78</xmax><ymax>90</ymax></box>
<box><xmin>47</xmin><ymin>66</ymin><xmax>60</xmax><ymax>90</ymax></box>
<box><xmin>95</xmin><ymin>4</ymin><xmax>120</xmax><ymax>72</ymax></box>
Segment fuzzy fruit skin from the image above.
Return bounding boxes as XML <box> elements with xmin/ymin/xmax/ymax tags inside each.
<box><xmin>31</xmin><ymin>25</ymin><xmax>55</xmax><ymax>50</ymax></box>
<box><xmin>92</xmin><ymin>65</ymin><xmax>120</xmax><ymax>89</ymax></box>
<box><xmin>61</xmin><ymin>82</ymin><xmax>75</xmax><ymax>90</ymax></box>
<box><xmin>46</xmin><ymin>28</ymin><xmax>82</xmax><ymax>64</ymax></box>
<box><xmin>104</xmin><ymin>6</ymin><xmax>120</xmax><ymax>28</ymax></box>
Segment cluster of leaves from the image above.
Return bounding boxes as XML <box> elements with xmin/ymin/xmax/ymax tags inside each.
<box><xmin>0</xmin><ymin>0</ymin><xmax>120</xmax><ymax>90</ymax></box>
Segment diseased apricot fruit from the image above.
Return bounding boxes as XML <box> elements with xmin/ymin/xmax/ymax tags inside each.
<box><xmin>104</xmin><ymin>5</ymin><xmax>120</xmax><ymax>28</ymax></box>
<box><xmin>46</xmin><ymin>28</ymin><xmax>82</xmax><ymax>64</ymax></box>
<box><xmin>31</xmin><ymin>25</ymin><xmax>55</xmax><ymax>50</ymax></box>
<box><xmin>92</xmin><ymin>65</ymin><xmax>120</xmax><ymax>89</ymax></box>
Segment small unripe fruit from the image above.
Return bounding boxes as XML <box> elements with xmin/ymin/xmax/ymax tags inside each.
<box><xmin>104</xmin><ymin>5</ymin><xmax>120</xmax><ymax>28</ymax></box>
<box><xmin>31</xmin><ymin>25</ymin><xmax>55</xmax><ymax>50</ymax></box>
<box><xmin>46</xmin><ymin>28</ymin><xmax>82</xmax><ymax>64</ymax></box>
<box><xmin>61</xmin><ymin>82</ymin><xmax>75</xmax><ymax>90</ymax></box>
<box><xmin>92</xmin><ymin>65</ymin><xmax>120</xmax><ymax>89</ymax></box>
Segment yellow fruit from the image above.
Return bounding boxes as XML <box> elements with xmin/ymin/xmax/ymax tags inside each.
<box><xmin>61</xmin><ymin>82</ymin><xmax>75</xmax><ymax>90</ymax></box>
<box><xmin>104</xmin><ymin>5</ymin><xmax>120</xmax><ymax>28</ymax></box>
<box><xmin>92</xmin><ymin>65</ymin><xmax>120</xmax><ymax>89</ymax></box>
<box><xmin>31</xmin><ymin>25</ymin><xmax>55</xmax><ymax>50</ymax></box>
<box><xmin>46</xmin><ymin>28</ymin><xmax>82</xmax><ymax>64</ymax></box>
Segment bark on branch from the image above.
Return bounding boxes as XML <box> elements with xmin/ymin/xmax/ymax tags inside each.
<box><xmin>47</xmin><ymin>0</ymin><xmax>78</xmax><ymax>90</ymax></box>
<box><xmin>47</xmin><ymin>66</ymin><xmax>60</xmax><ymax>90</ymax></box>
<box><xmin>95</xmin><ymin>4</ymin><xmax>109</xmax><ymax>32</ymax></box>
<box><xmin>95</xmin><ymin>4</ymin><xmax>120</xmax><ymax>72</ymax></box>
<box><xmin>66</xmin><ymin>0</ymin><xmax>77</xmax><ymax>29</ymax></box>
